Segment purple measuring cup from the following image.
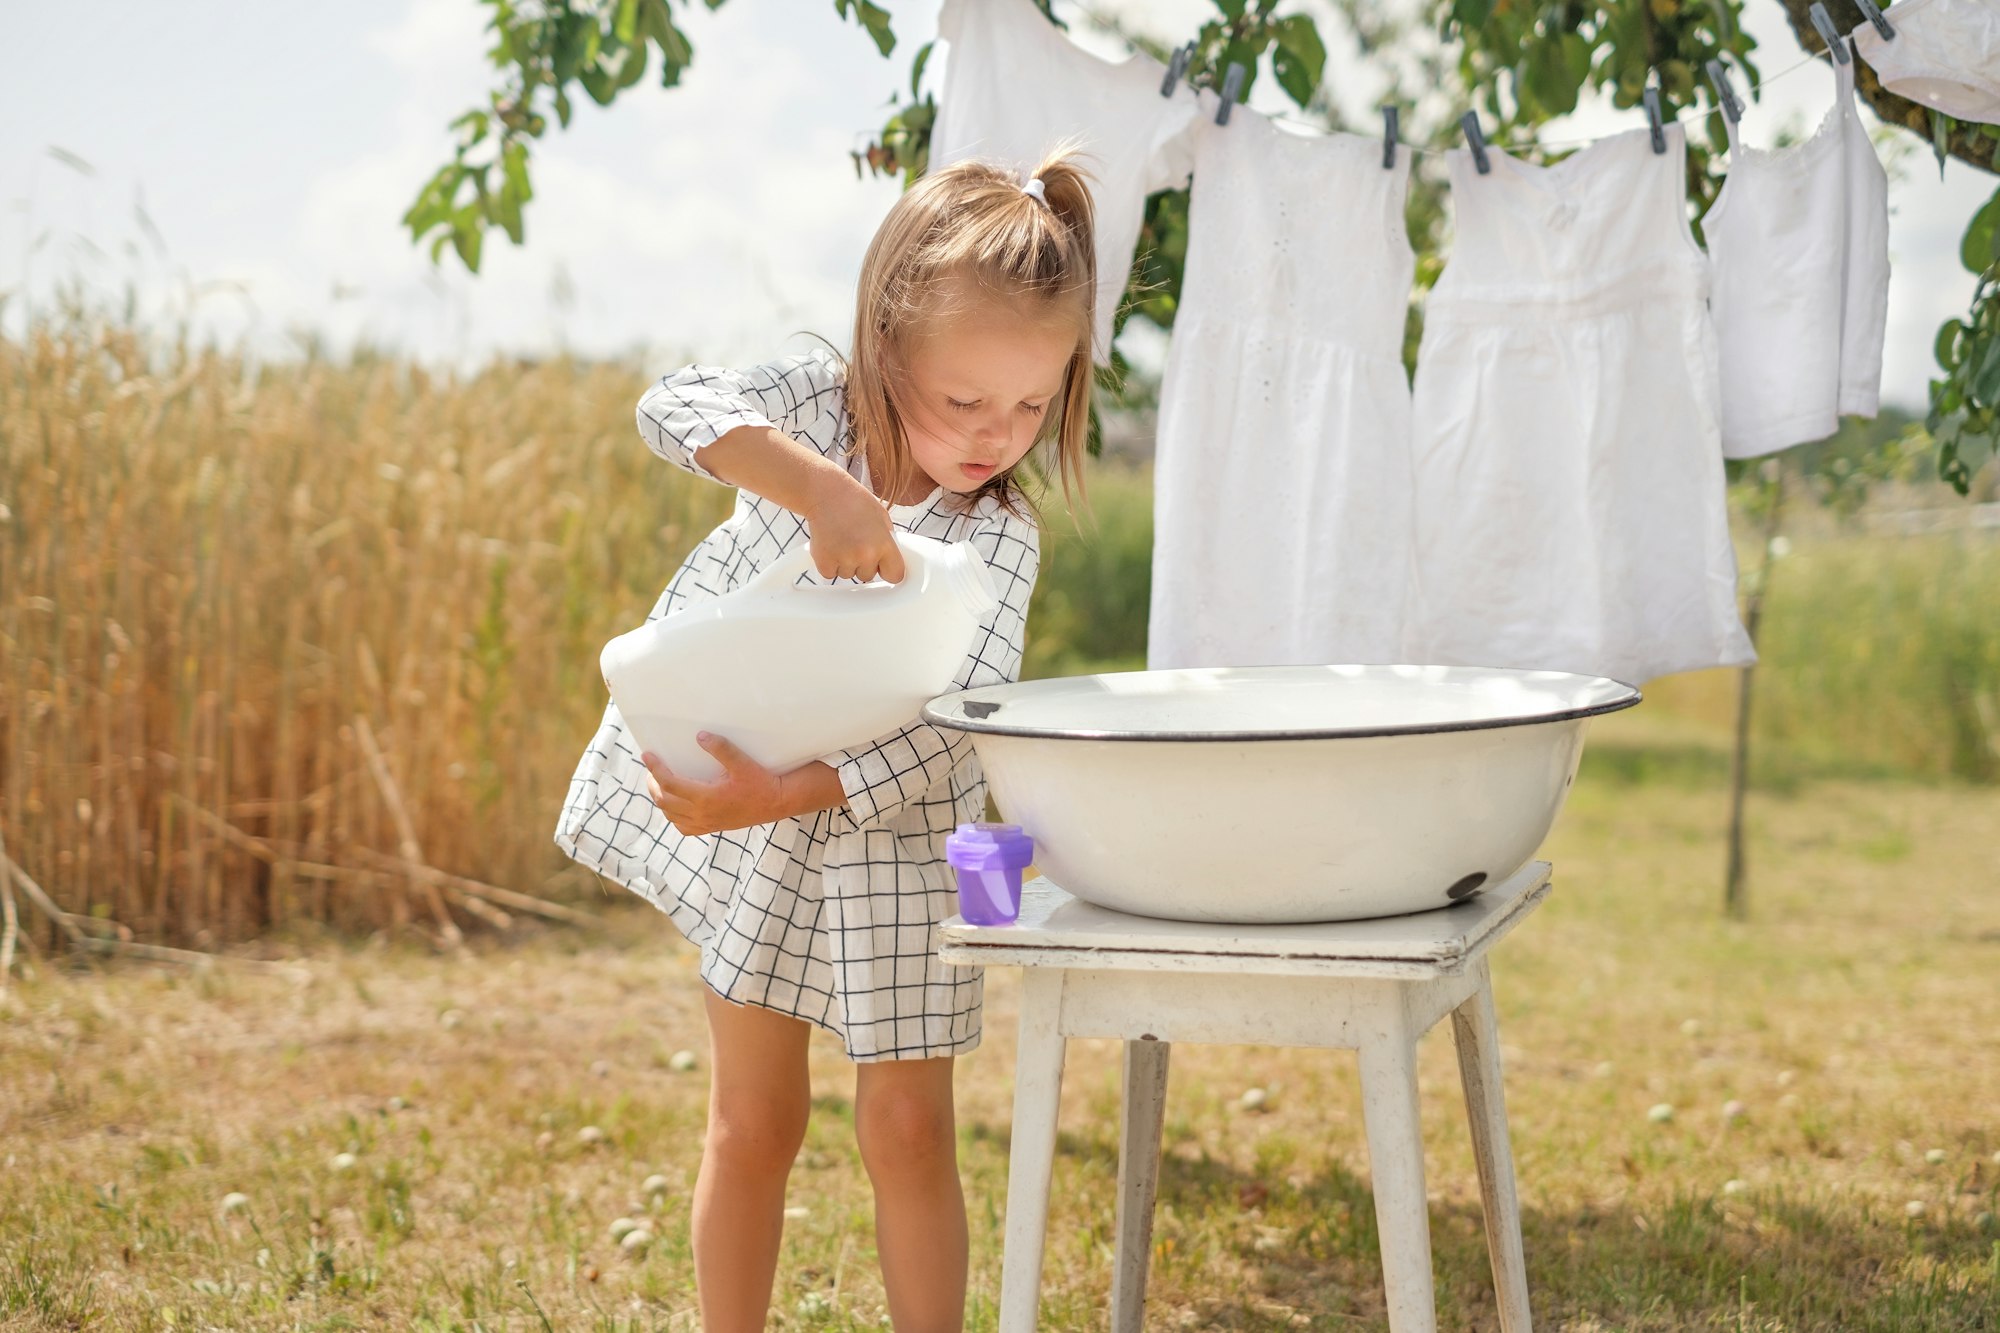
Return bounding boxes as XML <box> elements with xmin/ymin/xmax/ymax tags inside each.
<box><xmin>945</xmin><ymin>822</ymin><xmax>1035</xmax><ymax>926</ymax></box>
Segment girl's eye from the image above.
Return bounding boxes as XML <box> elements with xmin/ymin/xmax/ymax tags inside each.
<box><xmin>1021</xmin><ymin>402</ymin><xmax>1047</xmax><ymax>417</ymax></box>
<box><xmin>948</xmin><ymin>398</ymin><xmax>979</xmax><ymax>412</ymax></box>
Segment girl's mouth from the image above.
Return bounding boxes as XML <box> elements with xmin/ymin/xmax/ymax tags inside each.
<box><xmin>960</xmin><ymin>462</ymin><xmax>995</xmax><ymax>482</ymax></box>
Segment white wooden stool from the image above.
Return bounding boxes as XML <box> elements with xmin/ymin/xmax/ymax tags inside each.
<box><xmin>939</xmin><ymin>859</ymin><xmax>1552</xmax><ymax>1333</ymax></box>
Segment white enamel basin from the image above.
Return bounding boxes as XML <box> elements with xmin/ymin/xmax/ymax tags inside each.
<box><xmin>922</xmin><ymin>664</ymin><xmax>1641</xmax><ymax>924</ymax></box>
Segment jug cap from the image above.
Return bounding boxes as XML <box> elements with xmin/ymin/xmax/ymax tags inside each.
<box><xmin>938</xmin><ymin>540</ymin><xmax>1000</xmax><ymax>620</ymax></box>
<box><xmin>946</xmin><ymin>821</ymin><xmax>1034</xmax><ymax>872</ymax></box>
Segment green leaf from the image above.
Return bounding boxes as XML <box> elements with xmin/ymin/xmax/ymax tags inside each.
<box><xmin>492</xmin><ymin>184</ymin><xmax>523</xmax><ymax>244</ymax></box>
<box><xmin>1958</xmin><ymin>425</ymin><xmax>1996</xmax><ymax>474</ymax></box>
<box><xmin>401</xmin><ymin>164</ymin><xmax>459</xmax><ymax>235</ymax></box>
<box><xmin>1270</xmin><ymin>15</ymin><xmax>1326</xmax><ymax>109</ymax></box>
<box><xmin>847</xmin><ymin>0</ymin><xmax>896</xmax><ymax>57</ymax></box>
<box><xmin>551</xmin><ymin>14</ymin><xmax>585</xmax><ymax>82</ymax></box>
<box><xmin>1931</xmin><ymin>109</ymin><xmax>1954</xmax><ymax>178</ymax></box>
<box><xmin>910</xmin><ymin>39</ymin><xmax>933</xmax><ymax>101</ymax></box>
<box><xmin>1523</xmin><ymin>35</ymin><xmax>1585</xmax><ymax>116</ymax></box>
<box><xmin>1659</xmin><ymin>58</ymin><xmax>1695</xmax><ymax>102</ymax></box>
<box><xmin>1936</xmin><ymin>318</ymin><xmax>1967</xmax><ymax>372</ymax></box>
<box><xmin>579</xmin><ymin>64</ymin><xmax>614</xmax><ymax>104</ymax></box>
<box><xmin>614</xmin><ymin>0</ymin><xmax>639</xmax><ymax>45</ymax></box>
<box><xmin>612</xmin><ymin>38</ymin><xmax>647</xmax><ymax>91</ymax></box>
<box><xmin>1964</xmin><ymin>192</ymin><xmax>2000</xmax><ymax>276</ymax></box>
<box><xmin>502</xmin><ymin>139</ymin><xmax>533</xmax><ymax>206</ymax></box>
<box><xmin>640</xmin><ymin>0</ymin><xmax>691</xmax><ymax>87</ymax></box>
<box><xmin>1453</xmin><ymin>0</ymin><xmax>1493</xmax><ymax>31</ymax></box>
<box><xmin>451</xmin><ymin>214</ymin><xmax>483</xmax><ymax>272</ymax></box>
<box><xmin>554</xmin><ymin>85</ymin><xmax>573</xmax><ymax>127</ymax></box>
<box><xmin>1970</xmin><ymin>336</ymin><xmax>2000</xmax><ymax>408</ymax></box>
<box><xmin>449</xmin><ymin>109</ymin><xmax>491</xmax><ymax>148</ymax></box>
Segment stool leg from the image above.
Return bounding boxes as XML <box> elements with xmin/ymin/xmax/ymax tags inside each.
<box><xmin>999</xmin><ymin>968</ymin><xmax>1068</xmax><ymax>1333</ymax></box>
<box><xmin>1357</xmin><ymin>1019</ymin><xmax>1438</xmax><ymax>1333</ymax></box>
<box><xmin>1112</xmin><ymin>1038</ymin><xmax>1171</xmax><ymax>1333</ymax></box>
<box><xmin>1451</xmin><ymin>958</ymin><xmax>1533</xmax><ymax>1333</ymax></box>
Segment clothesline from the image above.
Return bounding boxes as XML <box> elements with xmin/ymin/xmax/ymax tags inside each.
<box><xmin>878</xmin><ymin>20</ymin><xmax>1852</xmax><ymax>164</ymax></box>
<box><xmin>1232</xmin><ymin>45</ymin><xmax>1840</xmax><ymax>158</ymax></box>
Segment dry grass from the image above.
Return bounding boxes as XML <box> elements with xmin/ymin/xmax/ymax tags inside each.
<box><xmin>3</xmin><ymin>708</ymin><xmax>1995</xmax><ymax>1331</ymax></box>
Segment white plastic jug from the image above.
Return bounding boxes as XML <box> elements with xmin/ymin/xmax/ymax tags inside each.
<box><xmin>600</xmin><ymin>532</ymin><xmax>1001</xmax><ymax>783</ymax></box>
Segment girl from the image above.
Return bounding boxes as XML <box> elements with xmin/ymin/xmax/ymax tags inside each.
<box><xmin>553</xmin><ymin>146</ymin><xmax>1099</xmax><ymax>1330</ymax></box>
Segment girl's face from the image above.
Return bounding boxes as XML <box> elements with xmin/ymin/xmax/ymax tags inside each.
<box><xmin>893</xmin><ymin>293</ymin><xmax>1080</xmax><ymax>502</ymax></box>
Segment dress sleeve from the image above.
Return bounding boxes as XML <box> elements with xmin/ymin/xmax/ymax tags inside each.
<box><xmin>822</xmin><ymin>511</ymin><xmax>1040</xmax><ymax>830</ymax></box>
<box><xmin>635</xmin><ymin>347</ymin><xmax>846</xmax><ymax>482</ymax></box>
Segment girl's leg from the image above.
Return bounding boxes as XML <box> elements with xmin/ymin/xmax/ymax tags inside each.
<box><xmin>854</xmin><ymin>1055</ymin><xmax>968</xmax><ymax>1332</ymax></box>
<box><xmin>694</xmin><ymin>985</ymin><xmax>812</xmax><ymax>1333</ymax></box>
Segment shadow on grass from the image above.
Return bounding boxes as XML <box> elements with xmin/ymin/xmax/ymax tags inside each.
<box><xmin>963</xmin><ymin>1118</ymin><xmax>1998</xmax><ymax>1332</ymax></box>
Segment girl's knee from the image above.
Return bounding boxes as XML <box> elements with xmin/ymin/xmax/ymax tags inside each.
<box><xmin>705</xmin><ymin>1093</ymin><xmax>809</xmax><ymax>1173</ymax></box>
<box><xmin>855</xmin><ymin>1081</ymin><xmax>956</xmax><ymax>1175</ymax></box>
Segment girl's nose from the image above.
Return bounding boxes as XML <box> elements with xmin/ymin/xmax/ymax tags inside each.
<box><xmin>974</xmin><ymin>409</ymin><xmax>1009</xmax><ymax>445</ymax></box>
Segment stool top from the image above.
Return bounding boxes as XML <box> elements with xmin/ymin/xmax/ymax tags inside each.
<box><xmin>939</xmin><ymin>860</ymin><xmax>1551</xmax><ymax>978</ymax></box>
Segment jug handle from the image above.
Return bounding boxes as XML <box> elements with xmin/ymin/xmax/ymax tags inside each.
<box><xmin>738</xmin><ymin>531</ymin><xmax>934</xmax><ymax>602</ymax></box>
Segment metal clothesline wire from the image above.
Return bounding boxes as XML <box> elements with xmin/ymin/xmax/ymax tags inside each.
<box><xmin>1254</xmin><ymin>43</ymin><xmax>1842</xmax><ymax>157</ymax></box>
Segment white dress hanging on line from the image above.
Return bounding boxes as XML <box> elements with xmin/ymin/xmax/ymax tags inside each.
<box><xmin>1406</xmin><ymin>123</ymin><xmax>1757</xmax><ymax>687</ymax></box>
<box><xmin>1855</xmin><ymin>0</ymin><xmax>2000</xmax><ymax>124</ymax></box>
<box><xmin>1148</xmin><ymin>92</ymin><xmax>1418</xmax><ymax>670</ymax></box>
<box><xmin>1706</xmin><ymin>50</ymin><xmax>1890</xmax><ymax>457</ymax></box>
<box><xmin>929</xmin><ymin>0</ymin><xmax>1200</xmax><ymax>367</ymax></box>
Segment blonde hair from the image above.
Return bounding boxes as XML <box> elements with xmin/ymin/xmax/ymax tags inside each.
<box><xmin>834</xmin><ymin>142</ymin><xmax>1099</xmax><ymax>525</ymax></box>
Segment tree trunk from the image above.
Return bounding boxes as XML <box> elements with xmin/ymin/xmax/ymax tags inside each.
<box><xmin>1725</xmin><ymin>464</ymin><xmax>1787</xmax><ymax>919</ymax></box>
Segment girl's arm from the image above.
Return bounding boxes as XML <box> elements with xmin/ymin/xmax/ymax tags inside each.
<box><xmin>636</xmin><ymin>350</ymin><xmax>904</xmax><ymax>583</ymax></box>
<box><xmin>640</xmin><ymin>737</ymin><xmax>848</xmax><ymax>837</ymax></box>
<box><xmin>635</xmin><ymin>350</ymin><xmax>845</xmax><ymax>482</ymax></box>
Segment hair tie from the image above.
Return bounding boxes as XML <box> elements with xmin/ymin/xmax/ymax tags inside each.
<box><xmin>1019</xmin><ymin>174</ymin><xmax>1049</xmax><ymax>207</ymax></box>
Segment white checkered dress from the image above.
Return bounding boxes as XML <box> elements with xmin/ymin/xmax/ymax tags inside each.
<box><xmin>554</xmin><ymin>347</ymin><xmax>1040</xmax><ymax>1062</ymax></box>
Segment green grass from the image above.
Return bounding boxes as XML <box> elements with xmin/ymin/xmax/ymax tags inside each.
<box><xmin>3</xmin><ymin>707</ymin><xmax>1995</xmax><ymax>1330</ymax></box>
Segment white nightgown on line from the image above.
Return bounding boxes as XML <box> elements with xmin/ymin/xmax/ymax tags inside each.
<box><xmin>1147</xmin><ymin>92</ymin><xmax>1418</xmax><ymax>670</ymax></box>
<box><xmin>1405</xmin><ymin>124</ymin><xmax>1757</xmax><ymax>687</ymax></box>
<box><xmin>552</xmin><ymin>347</ymin><xmax>1040</xmax><ymax>1062</ymax></box>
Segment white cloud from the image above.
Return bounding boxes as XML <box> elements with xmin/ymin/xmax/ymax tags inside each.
<box><xmin>368</xmin><ymin>0</ymin><xmax>490</xmax><ymax>71</ymax></box>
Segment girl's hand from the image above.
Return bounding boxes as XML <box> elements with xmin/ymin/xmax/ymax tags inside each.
<box><xmin>641</xmin><ymin>734</ymin><xmax>789</xmax><ymax>836</ymax></box>
<box><xmin>801</xmin><ymin>469</ymin><xmax>907</xmax><ymax>584</ymax></box>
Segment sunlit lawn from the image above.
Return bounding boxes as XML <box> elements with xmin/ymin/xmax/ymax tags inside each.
<box><xmin>3</xmin><ymin>703</ymin><xmax>1997</xmax><ymax>1331</ymax></box>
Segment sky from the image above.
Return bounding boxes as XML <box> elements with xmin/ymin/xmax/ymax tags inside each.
<box><xmin>2</xmin><ymin>0</ymin><xmax>1987</xmax><ymax>412</ymax></box>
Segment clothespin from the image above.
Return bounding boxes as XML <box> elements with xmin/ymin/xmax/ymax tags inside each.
<box><xmin>1381</xmin><ymin>104</ymin><xmax>1399</xmax><ymax>169</ymax></box>
<box><xmin>1643</xmin><ymin>79</ymin><xmax>1666</xmax><ymax>154</ymax></box>
<box><xmin>1808</xmin><ymin>2</ymin><xmax>1851</xmax><ymax>63</ymax></box>
<box><xmin>1215</xmin><ymin>62</ymin><xmax>1246</xmax><ymax>125</ymax></box>
<box><xmin>1158</xmin><ymin>41</ymin><xmax>1194</xmax><ymax>98</ymax></box>
<box><xmin>1854</xmin><ymin>0</ymin><xmax>1895</xmax><ymax>40</ymax></box>
<box><xmin>1461</xmin><ymin>111</ymin><xmax>1491</xmax><ymax>175</ymax></box>
<box><xmin>1706</xmin><ymin>58</ymin><xmax>1743</xmax><ymax>123</ymax></box>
